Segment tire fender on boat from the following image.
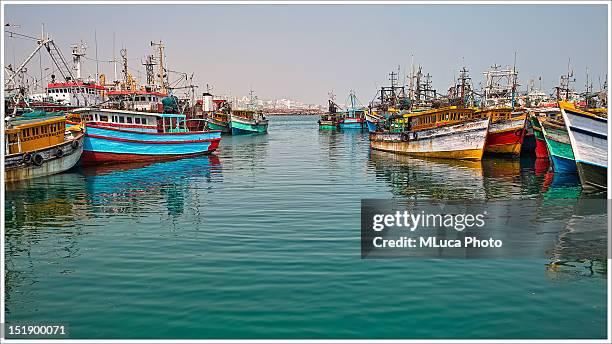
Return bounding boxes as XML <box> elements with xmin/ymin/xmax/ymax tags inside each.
<box><xmin>71</xmin><ymin>140</ymin><xmax>79</xmax><ymax>149</ymax></box>
<box><xmin>32</xmin><ymin>153</ymin><xmax>44</xmax><ymax>166</ymax></box>
<box><xmin>22</xmin><ymin>153</ymin><xmax>32</xmax><ymax>163</ymax></box>
<box><xmin>55</xmin><ymin>149</ymin><xmax>64</xmax><ymax>158</ymax></box>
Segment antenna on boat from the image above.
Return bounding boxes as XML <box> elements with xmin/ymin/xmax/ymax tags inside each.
<box><xmin>94</xmin><ymin>29</ymin><xmax>99</xmax><ymax>84</ymax></box>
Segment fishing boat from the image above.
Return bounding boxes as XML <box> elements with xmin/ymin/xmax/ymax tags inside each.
<box><xmin>318</xmin><ymin>94</ymin><xmax>342</xmax><ymax>130</ymax></box>
<box><xmin>230</xmin><ymin>109</ymin><xmax>268</xmax><ymax>135</ymax></box>
<box><xmin>70</xmin><ymin>107</ymin><xmax>221</xmax><ymax>164</ymax></box>
<box><xmin>318</xmin><ymin>113</ymin><xmax>340</xmax><ymax>130</ymax></box>
<box><xmin>560</xmin><ymin>101</ymin><xmax>607</xmax><ymax>189</ymax></box>
<box><xmin>4</xmin><ymin>111</ymin><xmax>85</xmax><ymax>182</ymax></box>
<box><xmin>540</xmin><ymin>117</ymin><xmax>576</xmax><ymax>173</ymax></box>
<box><xmin>476</xmin><ymin>107</ymin><xmax>527</xmax><ymax>156</ymax></box>
<box><xmin>479</xmin><ymin>65</ymin><xmax>527</xmax><ymax>156</ymax></box>
<box><xmin>338</xmin><ymin>91</ymin><xmax>367</xmax><ymax>130</ymax></box>
<box><xmin>529</xmin><ymin>113</ymin><xmax>549</xmax><ymax>159</ymax></box>
<box><xmin>200</xmin><ymin>93</ymin><xmax>232</xmax><ymax>133</ymax></box>
<box><xmin>369</xmin><ymin>106</ymin><xmax>489</xmax><ymax>161</ymax></box>
<box><xmin>229</xmin><ymin>90</ymin><xmax>268</xmax><ymax>135</ymax></box>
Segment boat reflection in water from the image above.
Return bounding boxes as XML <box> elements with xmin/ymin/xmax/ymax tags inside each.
<box><xmin>542</xmin><ymin>197</ymin><xmax>607</xmax><ymax>278</ymax></box>
<box><xmin>80</xmin><ymin>155</ymin><xmax>222</xmax><ymax>217</ymax></box>
<box><xmin>368</xmin><ymin>150</ymin><xmax>485</xmax><ymax>199</ymax></box>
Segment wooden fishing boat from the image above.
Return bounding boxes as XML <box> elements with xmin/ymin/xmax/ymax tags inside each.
<box><xmin>560</xmin><ymin>101</ymin><xmax>608</xmax><ymax>189</ymax></box>
<box><xmin>70</xmin><ymin>108</ymin><xmax>221</xmax><ymax>164</ymax></box>
<box><xmin>4</xmin><ymin>112</ymin><xmax>85</xmax><ymax>182</ymax></box>
<box><xmin>369</xmin><ymin>106</ymin><xmax>489</xmax><ymax>161</ymax></box>
<box><xmin>476</xmin><ymin>107</ymin><xmax>527</xmax><ymax>156</ymax></box>
<box><xmin>230</xmin><ymin>109</ymin><xmax>268</xmax><ymax>135</ymax></box>
<box><xmin>540</xmin><ymin>117</ymin><xmax>576</xmax><ymax>173</ymax></box>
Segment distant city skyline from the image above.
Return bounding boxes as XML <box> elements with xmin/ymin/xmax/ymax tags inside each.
<box><xmin>3</xmin><ymin>3</ymin><xmax>609</xmax><ymax>105</ymax></box>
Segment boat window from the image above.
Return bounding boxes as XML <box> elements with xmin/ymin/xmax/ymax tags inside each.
<box><xmin>135</xmin><ymin>117</ymin><xmax>141</xmax><ymax>124</ymax></box>
<box><xmin>119</xmin><ymin>116</ymin><xmax>125</xmax><ymax>123</ymax></box>
<box><xmin>100</xmin><ymin>115</ymin><xmax>108</xmax><ymax>122</ymax></box>
<box><xmin>126</xmin><ymin>117</ymin><xmax>133</xmax><ymax>124</ymax></box>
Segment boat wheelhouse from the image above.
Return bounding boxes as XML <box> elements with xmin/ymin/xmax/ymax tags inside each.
<box><xmin>106</xmin><ymin>89</ymin><xmax>167</xmax><ymax>112</ymax></box>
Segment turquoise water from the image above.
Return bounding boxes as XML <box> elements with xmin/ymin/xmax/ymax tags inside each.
<box><xmin>4</xmin><ymin>115</ymin><xmax>608</xmax><ymax>339</ymax></box>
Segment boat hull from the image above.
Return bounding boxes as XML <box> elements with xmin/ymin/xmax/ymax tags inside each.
<box><xmin>318</xmin><ymin>120</ymin><xmax>337</xmax><ymax>130</ymax></box>
<box><xmin>541</xmin><ymin>121</ymin><xmax>576</xmax><ymax>173</ymax></box>
<box><xmin>230</xmin><ymin>117</ymin><xmax>268</xmax><ymax>135</ymax></box>
<box><xmin>575</xmin><ymin>162</ymin><xmax>607</xmax><ymax>190</ymax></box>
<box><xmin>561</xmin><ymin>106</ymin><xmax>608</xmax><ymax>189</ymax></box>
<box><xmin>339</xmin><ymin>118</ymin><xmax>364</xmax><ymax>130</ymax></box>
<box><xmin>206</xmin><ymin>119</ymin><xmax>231</xmax><ymax>133</ymax></box>
<box><xmin>365</xmin><ymin>120</ymin><xmax>378</xmax><ymax>132</ymax></box>
<box><xmin>530</xmin><ymin>116</ymin><xmax>549</xmax><ymax>158</ymax></box>
<box><xmin>81</xmin><ymin>124</ymin><xmax>221</xmax><ymax>164</ymax></box>
<box><xmin>4</xmin><ymin>132</ymin><xmax>84</xmax><ymax>182</ymax></box>
<box><xmin>485</xmin><ymin>117</ymin><xmax>526</xmax><ymax>155</ymax></box>
<box><xmin>369</xmin><ymin>118</ymin><xmax>489</xmax><ymax>161</ymax></box>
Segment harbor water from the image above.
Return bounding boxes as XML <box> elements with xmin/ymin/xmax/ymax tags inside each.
<box><xmin>4</xmin><ymin>115</ymin><xmax>608</xmax><ymax>339</ymax></box>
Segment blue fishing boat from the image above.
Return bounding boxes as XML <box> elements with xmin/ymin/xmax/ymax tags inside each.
<box><xmin>71</xmin><ymin>108</ymin><xmax>221</xmax><ymax>164</ymax></box>
<box><xmin>338</xmin><ymin>91</ymin><xmax>367</xmax><ymax>130</ymax></box>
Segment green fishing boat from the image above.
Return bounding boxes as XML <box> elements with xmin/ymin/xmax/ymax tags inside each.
<box><xmin>540</xmin><ymin>118</ymin><xmax>577</xmax><ymax>173</ymax></box>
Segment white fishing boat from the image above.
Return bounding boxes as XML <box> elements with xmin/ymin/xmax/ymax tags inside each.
<box><xmin>560</xmin><ymin>101</ymin><xmax>608</xmax><ymax>189</ymax></box>
<box><xmin>369</xmin><ymin>106</ymin><xmax>489</xmax><ymax>161</ymax></box>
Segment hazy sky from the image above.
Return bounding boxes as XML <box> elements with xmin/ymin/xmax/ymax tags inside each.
<box><xmin>4</xmin><ymin>4</ymin><xmax>609</xmax><ymax>105</ymax></box>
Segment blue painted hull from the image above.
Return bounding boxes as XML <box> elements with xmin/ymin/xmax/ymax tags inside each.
<box><xmin>82</xmin><ymin>125</ymin><xmax>222</xmax><ymax>163</ymax></box>
<box><xmin>339</xmin><ymin>122</ymin><xmax>364</xmax><ymax>129</ymax></box>
<box><xmin>366</xmin><ymin>120</ymin><xmax>378</xmax><ymax>132</ymax></box>
<box><xmin>550</xmin><ymin>154</ymin><xmax>578</xmax><ymax>174</ymax></box>
<box><xmin>231</xmin><ymin>126</ymin><xmax>266</xmax><ymax>135</ymax></box>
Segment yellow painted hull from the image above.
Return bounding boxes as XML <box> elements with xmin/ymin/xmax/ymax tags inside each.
<box><xmin>485</xmin><ymin>142</ymin><xmax>522</xmax><ymax>155</ymax></box>
<box><xmin>370</xmin><ymin>142</ymin><xmax>484</xmax><ymax>161</ymax></box>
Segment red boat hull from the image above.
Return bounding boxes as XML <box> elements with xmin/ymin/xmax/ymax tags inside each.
<box><xmin>485</xmin><ymin>128</ymin><xmax>525</xmax><ymax>156</ymax></box>
<box><xmin>534</xmin><ymin>137</ymin><xmax>548</xmax><ymax>159</ymax></box>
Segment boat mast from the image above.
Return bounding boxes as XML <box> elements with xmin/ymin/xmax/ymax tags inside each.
<box><xmin>151</xmin><ymin>40</ymin><xmax>167</xmax><ymax>93</ymax></box>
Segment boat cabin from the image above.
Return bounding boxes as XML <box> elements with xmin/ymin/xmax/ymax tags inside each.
<box><xmin>390</xmin><ymin>106</ymin><xmax>477</xmax><ymax>132</ymax></box>
<box><xmin>30</xmin><ymin>82</ymin><xmax>105</xmax><ymax>107</ymax></box>
<box><xmin>5</xmin><ymin>115</ymin><xmax>66</xmax><ymax>154</ymax></box>
<box><xmin>72</xmin><ymin>108</ymin><xmax>197</xmax><ymax>133</ymax></box>
<box><xmin>107</xmin><ymin>90</ymin><xmax>167</xmax><ymax>112</ymax></box>
<box><xmin>232</xmin><ymin>109</ymin><xmax>266</xmax><ymax>121</ymax></box>
<box><xmin>474</xmin><ymin>107</ymin><xmax>526</xmax><ymax>123</ymax></box>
